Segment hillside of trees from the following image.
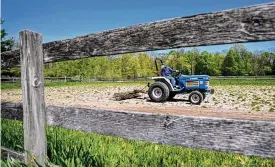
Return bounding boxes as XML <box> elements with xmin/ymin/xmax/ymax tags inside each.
<box><xmin>42</xmin><ymin>44</ymin><xmax>274</xmax><ymax>79</ymax></box>
<box><xmin>2</xmin><ymin>44</ymin><xmax>275</xmax><ymax>79</ymax></box>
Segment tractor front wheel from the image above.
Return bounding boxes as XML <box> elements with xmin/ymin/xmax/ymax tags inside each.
<box><xmin>189</xmin><ymin>91</ymin><xmax>203</xmax><ymax>105</ymax></box>
<box><xmin>148</xmin><ymin>82</ymin><xmax>170</xmax><ymax>102</ymax></box>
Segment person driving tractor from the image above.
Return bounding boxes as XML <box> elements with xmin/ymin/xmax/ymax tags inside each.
<box><xmin>160</xmin><ymin>64</ymin><xmax>178</xmax><ymax>88</ymax></box>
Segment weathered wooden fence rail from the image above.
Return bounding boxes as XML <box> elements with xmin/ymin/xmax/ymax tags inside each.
<box><xmin>2</xmin><ymin>3</ymin><xmax>275</xmax><ymax>68</ymax></box>
<box><xmin>2</xmin><ymin>101</ymin><xmax>275</xmax><ymax>159</ymax></box>
<box><xmin>1</xmin><ymin>2</ymin><xmax>275</xmax><ymax>165</ymax></box>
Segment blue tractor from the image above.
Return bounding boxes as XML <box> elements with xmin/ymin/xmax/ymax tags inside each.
<box><xmin>148</xmin><ymin>58</ymin><xmax>214</xmax><ymax>105</ymax></box>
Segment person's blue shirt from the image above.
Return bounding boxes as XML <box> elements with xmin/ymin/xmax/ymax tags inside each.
<box><xmin>161</xmin><ymin>66</ymin><xmax>176</xmax><ymax>76</ymax></box>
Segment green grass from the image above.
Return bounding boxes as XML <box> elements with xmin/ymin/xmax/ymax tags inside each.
<box><xmin>210</xmin><ymin>79</ymin><xmax>275</xmax><ymax>86</ymax></box>
<box><xmin>1</xmin><ymin>78</ymin><xmax>275</xmax><ymax>91</ymax></box>
<box><xmin>1</xmin><ymin>119</ymin><xmax>275</xmax><ymax>167</ymax></box>
<box><xmin>1</xmin><ymin>82</ymin><xmax>21</xmax><ymax>90</ymax></box>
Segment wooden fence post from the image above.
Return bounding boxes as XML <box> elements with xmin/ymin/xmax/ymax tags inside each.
<box><xmin>20</xmin><ymin>30</ymin><xmax>46</xmax><ymax>166</ymax></box>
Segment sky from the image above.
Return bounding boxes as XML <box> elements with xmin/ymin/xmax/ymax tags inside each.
<box><xmin>2</xmin><ymin>0</ymin><xmax>275</xmax><ymax>53</ymax></box>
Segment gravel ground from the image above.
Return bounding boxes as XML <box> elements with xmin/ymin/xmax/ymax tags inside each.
<box><xmin>2</xmin><ymin>85</ymin><xmax>275</xmax><ymax>120</ymax></box>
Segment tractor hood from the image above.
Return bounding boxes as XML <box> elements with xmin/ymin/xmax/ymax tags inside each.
<box><xmin>179</xmin><ymin>75</ymin><xmax>210</xmax><ymax>80</ymax></box>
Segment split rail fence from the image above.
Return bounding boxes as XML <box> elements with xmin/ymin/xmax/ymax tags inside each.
<box><xmin>1</xmin><ymin>2</ymin><xmax>275</xmax><ymax>166</ymax></box>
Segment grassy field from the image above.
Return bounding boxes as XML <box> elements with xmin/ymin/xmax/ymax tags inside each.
<box><xmin>1</xmin><ymin>78</ymin><xmax>275</xmax><ymax>90</ymax></box>
<box><xmin>210</xmin><ymin>78</ymin><xmax>275</xmax><ymax>86</ymax></box>
<box><xmin>1</xmin><ymin>119</ymin><xmax>275</xmax><ymax>167</ymax></box>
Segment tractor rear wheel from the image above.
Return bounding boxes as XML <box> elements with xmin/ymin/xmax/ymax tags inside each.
<box><xmin>189</xmin><ymin>91</ymin><xmax>203</xmax><ymax>105</ymax></box>
<box><xmin>148</xmin><ymin>82</ymin><xmax>170</xmax><ymax>102</ymax></box>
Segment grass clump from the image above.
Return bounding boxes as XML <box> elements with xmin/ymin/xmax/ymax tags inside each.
<box><xmin>269</xmin><ymin>108</ymin><xmax>275</xmax><ymax>112</ymax></box>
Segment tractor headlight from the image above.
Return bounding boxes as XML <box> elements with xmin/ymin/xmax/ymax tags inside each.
<box><xmin>206</xmin><ymin>81</ymin><xmax>209</xmax><ymax>87</ymax></box>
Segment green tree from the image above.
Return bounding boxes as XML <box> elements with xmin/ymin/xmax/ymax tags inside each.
<box><xmin>251</xmin><ymin>51</ymin><xmax>260</xmax><ymax>76</ymax></box>
<box><xmin>1</xmin><ymin>20</ymin><xmax>18</xmax><ymax>77</ymax></box>
<box><xmin>108</xmin><ymin>56</ymin><xmax>122</xmax><ymax>80</ymax></box>
<box><xmin>137</xmin><ymin>53</ymin><xmax>155</xmax><ymax>77</ymax></box>
<box><xmin>222</xmin><ymin>49</ymin><xmax>238</xmax><ymax>76</ymax></box>
<box><xmin>251</xmin><ymin>51</ymin><xmax>271</xmax><ymax>76</ymax></box>
<box><xmin>232</xmin><ymin>44</ymin><xmax>247</xmax><ymax>75</ymax></box>
<box><xmin>186</xmin><ymin>48</ymin><xmax>199</xmax><ymax>75</ymax></box>
<box><xmin>259</xmin><ymin>52</ymin><xmax>273</xmax><ymax>75</ymax></box>
<box><xmin>222</xmin><ymin>44</ymin><xmax>252</xmax><ymax>76</ymax></box>
<box><xmin>213</xmin><ymin>52</ymin><xmax>225</xmax><ymax>76</ymax></box>
<box><xmin>271</xmin><ymin>51</ymin><xmax>275</xmax><ymax>75</ymax></box>
<box><xmin>1</xmin><ymin>20</ymin><xmax>15</xmax><ymax>52</ymax></box>
<box><xmin>121</xmin><ymin>54</ymin><xmax>130</xmax><ymax>79</ymax></box>
<box><xmin>195</xmin><ymin>51</ymin><xmax>221</xmax><ymax>76</ymax></box>
<box><xmin>170</xmin><ymin>50</ymin><xmax>190</xmax><ymax>74</ymax></box>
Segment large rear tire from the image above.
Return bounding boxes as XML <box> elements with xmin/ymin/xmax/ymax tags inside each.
<box><xmin>148</xmin><ymin>82</ymin><xmax>170</xmax><ymax>102</ymax></box>
<box><xmin>189</xmin><ymin>91</ymin><xmax>203</xmax><ymax>105</ymax></box>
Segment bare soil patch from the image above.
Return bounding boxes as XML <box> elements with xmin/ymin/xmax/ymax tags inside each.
<box><xmin>2</xmin><ymin>85</ymin><xmax>275</xmax><ymax>121</ymax></box>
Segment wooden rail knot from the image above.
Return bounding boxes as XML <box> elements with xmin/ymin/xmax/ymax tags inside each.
<box><xmin>243</xmin><ymin>15</ymin><xmax>266</xmax><ymax>30</ymax></box>
<box><xmin>32</xmin><ymin>77</ymin><xmax>41</xmax><ymax>88</ymax></box>
<box><xmin>164</xmin><ymin>116</ymin><xmax>172</xmax><ymax>128</ymax></box>
<box><xmin>252</xmin><ymin>16</ymin><xmax>263</xmax><ymax>28</ymax></box>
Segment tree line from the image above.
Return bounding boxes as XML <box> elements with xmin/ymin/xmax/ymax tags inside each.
<box><xmin>35</xmin><ymin>44</ymin><xmax>275</xmax><ymax>79</ymax></box>
<box><xmin>44</xmin><ymin>44</ymin><xmax>275</xmax><ymax>79</ymax></box>
<box><xmin>2</xmin><ymin>44</ymin><xmax>275</xmax><ymax>79</ymax></box>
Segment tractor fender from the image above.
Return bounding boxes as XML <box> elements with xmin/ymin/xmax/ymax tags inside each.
<box><xmin>151</xmin><ymin>77</ymin><xmax>174</xmax><ymax>91</ymax></box>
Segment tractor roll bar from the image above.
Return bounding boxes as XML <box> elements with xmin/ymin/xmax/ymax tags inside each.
<box><xmin>155</xmin><ymin>58</ymin><xmax>163</xmax><ymax>72</ymax></box>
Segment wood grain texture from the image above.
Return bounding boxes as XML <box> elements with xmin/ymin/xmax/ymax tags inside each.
<box><xmin>19</xmin><ymin>30</ymin><xmax>47</xmax><ymax>166</ymax></box>
<box><xmin>1</xmin><ymin>147</ymin><xmax>25</xmax><ymax>162</ymax></box>
<box><xmin>2</xmin><ymin>3</ymin><xmax>275</xmax><ymax>68</ymax></box>
<box><xmin>2</xmin><ymin>102</ymin><xmax>275</xmax><ymax>158</ymax></box>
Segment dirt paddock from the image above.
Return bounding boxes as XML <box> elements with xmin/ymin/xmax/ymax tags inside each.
<box><xmin>2</xmin><ymin>85</ymin><xmax>275</xmax><ymax>121</ymax></box>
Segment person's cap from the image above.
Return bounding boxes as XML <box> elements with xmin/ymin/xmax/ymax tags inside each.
<box><xmin>161</xmin><ymin>64</ymin><xmax>166</xmax><ymax>68</ymax></box>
